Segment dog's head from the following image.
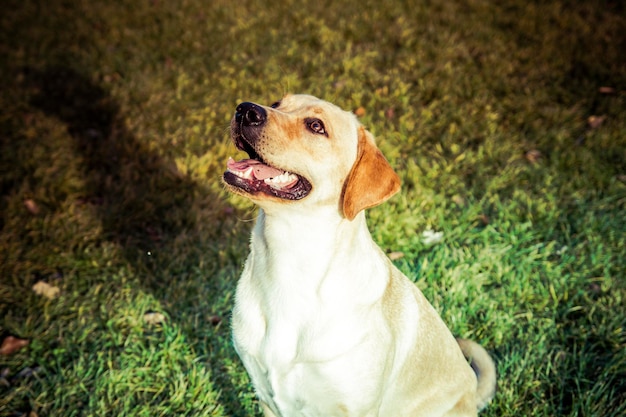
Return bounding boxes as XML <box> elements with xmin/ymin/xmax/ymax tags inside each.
<box><xmin>223</xmin><ymin>94</ymin><xmax>400</xmax><ymax>220</ymax></box>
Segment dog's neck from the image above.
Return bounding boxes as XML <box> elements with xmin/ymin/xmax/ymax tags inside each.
<box><xmin>255</xmin><ymin>206</ymin><xmax>368</xmax><ymax>255</ymax></box>
<box><xmin>249</xmin><ymin>207</ymin><xmax>388</xmax><ymax>301</ymax></box>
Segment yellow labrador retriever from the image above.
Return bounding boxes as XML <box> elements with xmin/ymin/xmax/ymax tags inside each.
<box><xmin>223</xmin><ymin>94</ymin><xmax>496</xmax><ymax>416</ymax></box>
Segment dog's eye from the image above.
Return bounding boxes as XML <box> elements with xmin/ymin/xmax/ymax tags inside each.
<box><xmin>270</xmin><ymin>101</ymin><xmax>281</xmax><ymax>109</ymax></box>
<box><xmin>305</xmin><ymin>118</ymin><xmax>327</xmax><ymax>136</ymax></box>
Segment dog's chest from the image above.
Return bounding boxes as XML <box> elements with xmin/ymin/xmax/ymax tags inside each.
<box><xmin>232</xmin><ymin>259</ymin><xmax>390</xmax><ymax>415</ymax></box>
<box><xmin>234</xmin><ymin>300</ymin><xmax>386</xmax><ymax>416</ymax></box>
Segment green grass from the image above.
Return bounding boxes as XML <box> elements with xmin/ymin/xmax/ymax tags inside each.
<box><xmin>1</xmin><ymin>0</ymin><xmax>624</xmax><ymax>415</ymax></box>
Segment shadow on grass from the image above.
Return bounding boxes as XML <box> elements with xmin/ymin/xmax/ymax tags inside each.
<box><xmin>24</xmin><ymin>66</ymin><xmax>249</xmax><ymax>416</ymax></box>
<box><xmin>26</xmin><ymin>66</ymin><xmax>198</xmax><ymax>251</ymax></box>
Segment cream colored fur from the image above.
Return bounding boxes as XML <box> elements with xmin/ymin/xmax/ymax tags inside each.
<box><xmin>226</xmin><ymin>94</ymin><xmax>496</xmax><ymax>416</ymax></box>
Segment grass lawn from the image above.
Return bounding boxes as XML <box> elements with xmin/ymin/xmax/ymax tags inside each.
<box><xmin>1</xmin><ymin>0</ymin><xmax>625</xmax><ymax>415</ymax></box>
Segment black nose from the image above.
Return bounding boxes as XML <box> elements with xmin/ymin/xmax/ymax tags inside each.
<box><xmin>235</xmin><ymin>102</ymin><xmax>267</xmax><ymax>127</ymax></box>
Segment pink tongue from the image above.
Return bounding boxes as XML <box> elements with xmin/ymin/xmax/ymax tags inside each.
<box><xmin>227</xmin><ymin>158</ymin><xmax>286</xmax><ymax>180</ymax></box>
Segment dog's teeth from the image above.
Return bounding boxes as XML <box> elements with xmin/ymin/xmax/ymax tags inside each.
<box><xmin>230</xmin><ymin>166</ymin><xmax>254</xmax><ymax>180</ymax></box>
<box><xmin>264</xmin><ymin>172</ymin><xmax>298</xmax><ymax>188</ymax></box>
<box><xmin>242</xmin><ymin>167</ymin><xmax>254</xmax><ymax>179</ymax></box>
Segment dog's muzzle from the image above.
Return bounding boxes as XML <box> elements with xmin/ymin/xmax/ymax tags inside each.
<box><xmin>223</xmin><ymin>101</ymin><xmax>313</xmax><ymax>201</ymax></box>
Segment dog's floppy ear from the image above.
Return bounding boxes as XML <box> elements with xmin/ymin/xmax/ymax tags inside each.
<box><xmin>341</xmin><ymin>127</ymin><xmax>401</xmax><ymax>220</ymax></box>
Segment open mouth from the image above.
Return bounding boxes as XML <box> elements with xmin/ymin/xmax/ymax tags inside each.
<box><xmin>223</xmin><ymin>136</ymin><xmax>312</xmax><ymax>200</ymax></box>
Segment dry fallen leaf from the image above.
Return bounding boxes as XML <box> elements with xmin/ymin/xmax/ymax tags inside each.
<box><xmin>0</xmin><ymin>336</ymin><xmax>30</xmax><ymax>356</ymax></box>
<box><xmin>354</xmin><ymin>107</ymin><xmax>366</xmax><ymax>117</ymax></box>
<box><xmin>32</xmin><ymin>281</ymin><xmax>60</xmax><ymax>299</ymax></box>
<box><xmin>525</xmin><ymin>149</ymin><xmax>542</xmax><ymax>164</ymax></box>
<box><xmin>587</xmin><ymin>115</ymin><xmax>606</xmax><ymax>129</ymax></box>
<box><xmin>451</xmin><ymin>195</ymin><xmax>466</xmax><ymax>207</ymax></box>
<box><xmin>598</xmin><ymin>86</ymin><xmax>615</xmax><ymax>94</ymax></box>
<box><xmin>388</xmin><ymin>251</ymin><xmax>405</xmax><ymax>261</ymax></box>
<box><xmin>208</xmin><ymin>315</ymin><xmax>223</xmax><ymax>326</ymax></box>
<box><xmin>144</xmin><ymin>312</ymin><xmax>166</xmax><ymax>325</ymax></box>
<box><xmin>24</xmin><ymin>199</ymin><xmax>40</xmax><ymax>215</ymax></box>
<box><xmin>477</xmin><ymin>214</ymin><xmax>490</xmax><ymax>226</ymax></box>
<box><xmin>525</xmin><ymin>149</ymin><xmax>542</xmax><ymax>163</ymax></box>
